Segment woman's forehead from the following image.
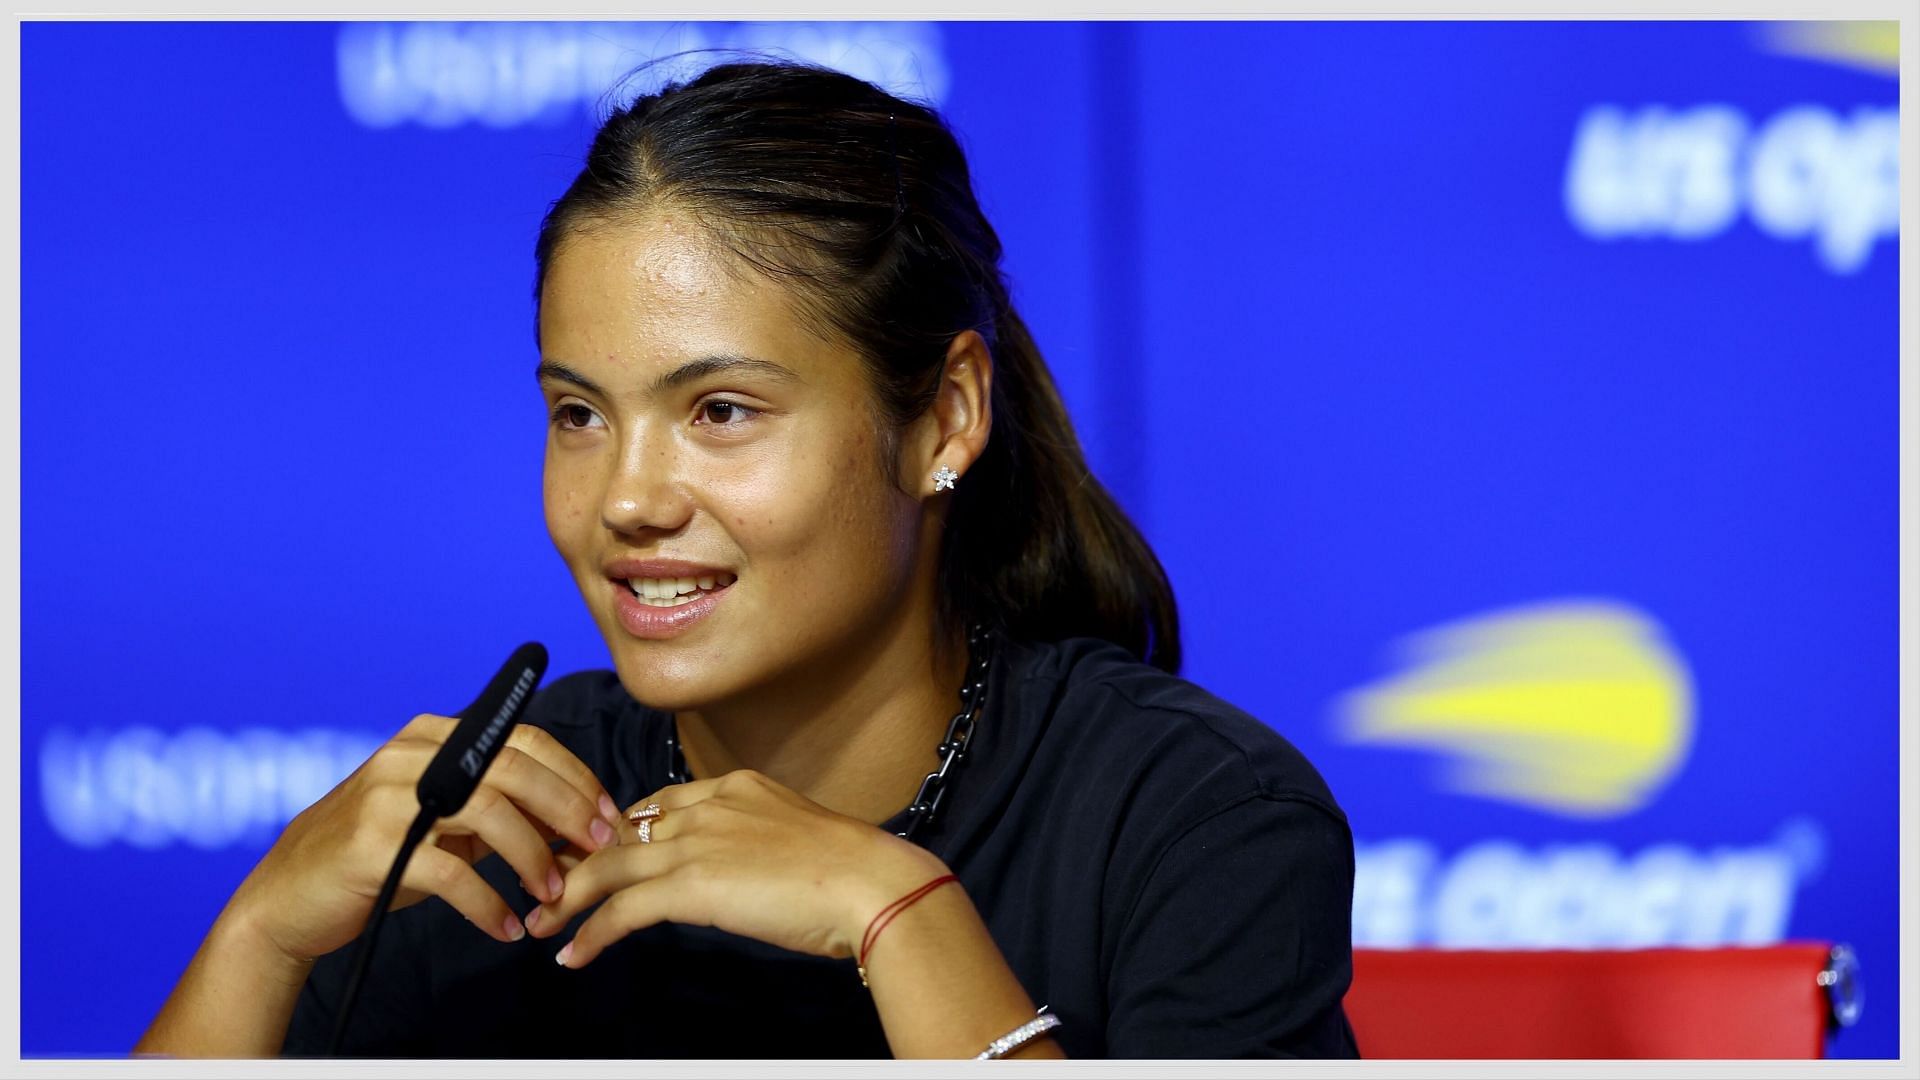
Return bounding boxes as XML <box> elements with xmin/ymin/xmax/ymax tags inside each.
<box><xmin>546</xmin><ymin>211</ymin><xmax>755</xmax><ymax>316</ymax></box>
<box><xmin>540</xmin><ymin>213</ymin><xmax>846</xmax><ymax>385</ymax></box>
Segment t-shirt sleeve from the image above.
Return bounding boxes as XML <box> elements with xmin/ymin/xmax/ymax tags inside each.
<box><xmin>1104</xmin><ymin>792</ymin><xmax>1358</xmax><ymax>1058</ymax></box>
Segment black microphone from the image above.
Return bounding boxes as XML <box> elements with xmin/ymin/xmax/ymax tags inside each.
<box><xmin>417</xmin><ymin>641</ymin><xmax>548</xmax><ymax>818</ymax></box>
<box><xmin>328</xmin><ymin>642</ymin><xmax>549</xmax><ymax>1056</ymax></box>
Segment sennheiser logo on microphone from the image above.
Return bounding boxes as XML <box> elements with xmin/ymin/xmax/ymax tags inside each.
<box><xmin>460</xmin><ymin>666</ymin><xmax>536</xmax><ymax>778</ymax></box>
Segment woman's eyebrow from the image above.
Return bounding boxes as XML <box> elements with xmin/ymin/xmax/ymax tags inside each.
<box><xmin>535</xmin><ymin>359</ymin><xmax>605</xmax><ymax>396</ymax></box>
<box><xmin>534</xmin><ymin>355</ymin><xmax>800</xmax><ymax>396</ymax></box>
<box><xmin>651</xmin><ymin>354</ymin><xmax>802</xmax><ymax>392</ymax></box>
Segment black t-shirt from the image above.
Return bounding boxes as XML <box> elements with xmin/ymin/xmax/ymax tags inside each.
<box><xmin>283</xmin><ymin>636</ymin><xmax>1359</xmax><ymax>1058</ymax></box>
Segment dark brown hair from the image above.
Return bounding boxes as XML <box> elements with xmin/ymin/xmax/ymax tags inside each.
<box><xmin>534</xmin><ymin>58</ymin><xmax>1181</xmax><ymax>672</ymax></box>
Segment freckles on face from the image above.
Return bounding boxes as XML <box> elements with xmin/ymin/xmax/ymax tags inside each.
<box><xmin>535</xmin><ymin>210</ymin><xmax>929</xmax><ymax>705</ymax></box>
<box><xmin>715</xmin><ymin>420</ymin><xmax>907</xmax><ymax>604</ymax></box>
<box><xmin>541</xmin><ymin>465</ymin><xmax>591</xmax><ymax>556</ymax></box>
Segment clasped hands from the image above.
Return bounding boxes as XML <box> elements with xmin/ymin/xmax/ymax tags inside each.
<box><xmin>527</xmin><ymin>767</ymin><xmax>954</xmax><ymax>970</ymax></box>
<box><xmin>232</xmin><ymin>717</ymin><xmax>953</xmax><ymax>978</ymax></box>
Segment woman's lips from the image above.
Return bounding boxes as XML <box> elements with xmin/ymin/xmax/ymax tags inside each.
<box><xmin>611</xmin><ymin>579</ymin><xmax>731</xmax><ymax>640</ymax></box>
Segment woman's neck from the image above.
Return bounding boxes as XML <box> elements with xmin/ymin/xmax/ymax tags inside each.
<box><xmin>671</xmin><ymin>615</ymin><xmax>969</xmax><ymax>826</ymax></box>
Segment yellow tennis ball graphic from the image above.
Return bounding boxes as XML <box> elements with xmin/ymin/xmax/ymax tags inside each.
<box><xmin>1756</xmin><ymin>21</ymin><xmax>1898</xmax><ymax>77</ymax></box>
<box><xmin>1333</xmin><ymin>600</ymin><xmax>1694</xmax><ymax>818</ymax></box>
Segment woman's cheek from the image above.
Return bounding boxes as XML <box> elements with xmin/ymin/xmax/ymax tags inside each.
<box><xmin>702</xmin><ymin>439</ymin><xmax>819</xmax><ymax>540</ymax></box>
<box><xmin>542</xmin><ymin>463</ymin><xmax>592</xmax><ymax>534</ymax></box>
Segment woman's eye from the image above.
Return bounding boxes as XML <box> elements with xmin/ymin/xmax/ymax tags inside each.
<box><xmin>551</xmin><ymin>402</ymin><xmax>602</xmax><ymax>430</ymax></box>
<box><xmin>697</xmin><ymin>400</ymin><xmax>758</xmax><ymax>426</ymax></box>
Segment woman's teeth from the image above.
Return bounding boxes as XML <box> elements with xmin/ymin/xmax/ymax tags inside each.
<box><xmin>628</xmin><ymin>573</ymin><xmax>736</xmax><ymax>606</ymax></box>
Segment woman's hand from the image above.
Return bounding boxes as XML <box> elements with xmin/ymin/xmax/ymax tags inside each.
<box><xmin>226</xmin><ymin>714</ymin><xmax>625</xmax><ymax>965</ymax></box>
<box><xmin>524</xmin><ymin>768</ymin><xmax>951</xmax><ymax>968</ymax></box>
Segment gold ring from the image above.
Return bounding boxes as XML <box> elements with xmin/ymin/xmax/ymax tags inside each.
<box><xmin>627</xmin><ymin>803</ymin><xmax>663</xmax><ymax>843</ymax></box>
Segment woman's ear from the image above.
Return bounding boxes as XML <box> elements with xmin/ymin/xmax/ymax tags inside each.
<box><xmin>913</xmin><ymin>329</ymin><xmax>993</xmax><ymax>496</ymax></box>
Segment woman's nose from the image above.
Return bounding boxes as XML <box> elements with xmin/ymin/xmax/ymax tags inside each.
<box><xmin>601</xmin><ymin>433</ymin><xmax>693</xmax><ymax>535</ymax></box>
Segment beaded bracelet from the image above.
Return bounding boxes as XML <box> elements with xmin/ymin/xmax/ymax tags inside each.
<box><xmin>976</xmin><ymin>1007</ymin><xmax>1062</xmax><ymax>1059</ymax></box>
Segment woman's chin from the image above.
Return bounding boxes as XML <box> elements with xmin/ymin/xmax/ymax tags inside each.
<box><xmin>609</xmin><ymin>652</ymin><xmax>743</xmax><ymax>713</ymax></box>
<box><xmin>613</xmin><ymin>670</ymin><xmax>711</xmax><ymax>713</ymax></box>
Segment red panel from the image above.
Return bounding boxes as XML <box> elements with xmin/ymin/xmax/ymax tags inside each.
<box><xmin>1345</xmin><ymin>944</ymin><xmax>1831</xmax><ymax>1059</ymax></box>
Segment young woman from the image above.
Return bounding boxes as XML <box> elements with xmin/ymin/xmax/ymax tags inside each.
<box><xmin>136</xmin><ymin>59</ymin><xmax>1358</xmax><ymax>1060</ymax></box>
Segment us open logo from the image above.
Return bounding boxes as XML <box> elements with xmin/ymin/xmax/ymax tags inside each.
<box><xmin>335</xmin><ymin>21</ymin><xmax>951</xmax><ymax>130</ymax></box>
<box><xmin>1332</xmin><ymin>598</ymin><xmax>1694</xmax><ymax>818</ymax></box>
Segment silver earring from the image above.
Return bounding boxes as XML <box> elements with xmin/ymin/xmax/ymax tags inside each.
<box><xmin>932</xmin><ymin>464</ymin><xmax>959</xmax><ymax>491</ymax></box>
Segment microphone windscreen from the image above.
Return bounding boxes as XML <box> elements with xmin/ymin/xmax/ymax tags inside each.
<box><xmin>416</xmin><ymin>642</ymin><xmax>548</xmax><ymax>818</ymax></box>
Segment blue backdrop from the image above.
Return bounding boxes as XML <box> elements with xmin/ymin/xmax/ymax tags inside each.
<box><xmin>19</xmin><ymin>20</ymin><xmax>1901</xmax><ymax>1058</ymax></box>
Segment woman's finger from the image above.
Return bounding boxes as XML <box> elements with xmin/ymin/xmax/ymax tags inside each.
<box><xmin>623</xmin><ymin>779</ymin><xmax>718</xmax><ymax>818</ymax></box>
<box><xmin>480</xmin><ymin>744</ymin><xmax>619</xmax><ymax>855</ymax></box>
<box><xmin>609</xmin><ymin>768</ymin><xmax>791</xmax><ymax>844</ymax></box>
<box><xmin>394</xmin><ymin>712</ymin><xmax>453</xmax><ymax>740</ymax></box>
<box><xmin>553</xmin><ymin>873</ymin><xmax>703</xmax><ymax>968</ymax></box>
<box><xmin>506</xmin><ymin>725</ymin><xmax>623</xmax><ymax>823</ymax></box>
<box><xmin>397</xmin><ymin>715</ymin><xmax>621</xmax><ymax>832</ymax></box>
<box><xmin>622</xmin><ymin>764</ymin><xmax>787</xmax><ymax>822</ymax></box>
<box><xmin>400</xmin><ymin>844</ymin><xmax>527</xmax><ymax>944</ymax></box>
<box><xmin>619</xmin><ymin>797</ymin><xmax>699</xmax><ymax>846</ymax></box>
<box><xmin>523</xmin><ymin>840</ymin><xmax>688</xmax><ymax>938</ymax></box>
<box><xmin>552</xmin><ymin>843</ymin><xmax>590</xmax><ymax>875</ymax></box>
<box><xmin>439</xmin><ymin>784</ymin><xmax>567</xmax><ymax>905</ymax></box>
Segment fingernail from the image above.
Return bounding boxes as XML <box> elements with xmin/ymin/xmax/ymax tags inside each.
<box><xmin>598</xmin><ymin>794</ymin><xmax>619</xmax><ymax>823</ymax></box>
<box><xmin>555</xmin><ymin>942</ymin><xmax>574</xmax><ymax>967</ymax></box>
<box><xmin>525</xmin><ymin>907</ymin><xmax>543</xmax><ymax>933</ymax></box>
<box><xmin>504</xmin><ymin>915</ymin><xmax>526</xmax><ymax>942</ymax></box>
<box><xmin>590</xmin><ymin>818</ymin><xmax>615</xmax><ymax>848</ymax></box>
<box><xmin>547</xmin><ymin>867</ymin><xmax>565</xmax><ymax>902</ymax></box>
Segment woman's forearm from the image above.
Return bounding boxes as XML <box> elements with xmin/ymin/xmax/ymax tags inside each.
<box><xmin>133</xmin><ymin>897</ymin><xmax>314</xmax><ymax>1058</ymax></box>
<box><xmin>858</xmin><ymin>882</ymin><xmax>1068</xmax><ymax>1059</ymax></box>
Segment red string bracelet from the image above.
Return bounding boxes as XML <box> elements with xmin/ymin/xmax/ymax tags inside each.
<box><xmin>856</xmin><ymin>872</ymin><xmax>958</xmax><ymax>987</ymax></box>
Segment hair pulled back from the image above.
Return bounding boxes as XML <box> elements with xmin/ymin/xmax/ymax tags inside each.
<box><xmin>534</xmin><ymin>58</ymin><xmax>1181</xmax><ymax>672</ymax></box>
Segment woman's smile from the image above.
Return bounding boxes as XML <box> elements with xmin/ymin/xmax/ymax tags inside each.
<box><xmin>604</xmin><ymin>557</ymin><xmax>740</xmax><ymax>640</ymax></box>
<box><xmin>610</xmin><ymin>578</ymin><xmax>733</xmax><ymax>639</ymax></box>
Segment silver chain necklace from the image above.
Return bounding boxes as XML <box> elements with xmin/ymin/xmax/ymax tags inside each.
<box><xmin>664</xmin><ymin>624</ymin><xmax>996</xmax><ymax>842</ymax></box>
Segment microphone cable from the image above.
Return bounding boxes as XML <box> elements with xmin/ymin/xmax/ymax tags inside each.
<box><xmin>325</xmin><ymin>642</ymin><xmax>548</xmax><ymax>1056</ymax></box>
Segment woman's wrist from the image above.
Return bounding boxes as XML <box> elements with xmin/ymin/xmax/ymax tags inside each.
<box><xmin>854</xmin><ymin>873</ymin><xmax>973</xmax><ymax>982</ymax></box>
<box><xmin>845</xmin><ymin>862</ymin><xmax>1059</xmax><ymax>1058</ymax></box>
<box><xmin>216</xmin><ymin>887</ymin><xmax>319</xmax><ymax>986</ymax></box>
<box><xmin>838</xmin><ymin>830</ymin><xmax>955</xmax><ymax>962</ymax></box>
<box><xmin>134</xmin><ymin>885</ymin><xmax>320</xmax><ymax>1057</ymax></box>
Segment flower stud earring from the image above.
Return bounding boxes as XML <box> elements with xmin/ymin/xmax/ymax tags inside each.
<box><xmin>932</xmin><ymin>464</ymin><xmax>959</xmax><ymax>492</ymax></box>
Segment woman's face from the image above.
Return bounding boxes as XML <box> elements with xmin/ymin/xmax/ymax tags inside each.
<box><xmin>537</xmin><ymin>209</ymin><xmax>927</xmax><ymax>710</ymax></box>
